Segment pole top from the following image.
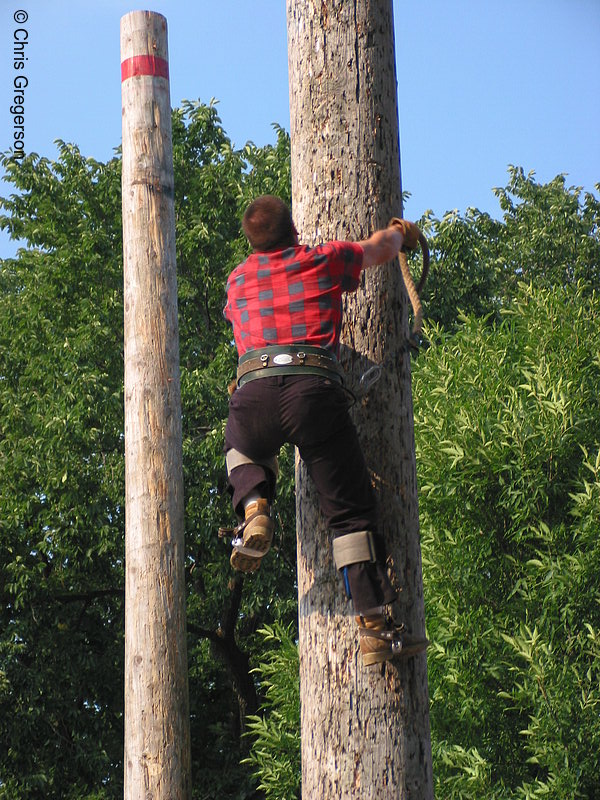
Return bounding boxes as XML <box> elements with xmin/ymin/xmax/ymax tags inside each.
<box><xmin>120</xmin><ymin>10</ymin><xmax>169</xmax><ymax>78</ymax></box>
<box><xmin>120</xmin><ymin>9</ymin><xmax>167</xmax><ymax>24</ymax></box>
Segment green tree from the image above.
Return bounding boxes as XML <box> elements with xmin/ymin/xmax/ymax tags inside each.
<box><xmin>0</xmin><ymin>143</ymin><xmax>125</xmax><ymax>798</ymax></box>
<box><xmin>4</xmin><ymin>100</ymin><xmax>598</xmax><ymax>799</ymax></box>
<box><xmin>419</xmin><ymin>168</ymin><xmax>600</xmax><ymax>330</ymax></box>
<box><xmin>0</xmin><ymin>101</ymin><xmax>295</xmax><ymax>799</ymax></box>
<box><xmin>243</xmin><ymin>624</ymin><xmax>300</xmax><ymax>800</ymax></box>
<box><xmin>413</xmin><ymin>281</ymin><xmax>600</xmax><ymax>798</ymax></box>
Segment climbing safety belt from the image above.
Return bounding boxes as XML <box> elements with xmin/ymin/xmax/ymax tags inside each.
<box><xmin>236</xmin><ymin>344</ymin><xmax>343</xmax><ymax>388</ymax></box>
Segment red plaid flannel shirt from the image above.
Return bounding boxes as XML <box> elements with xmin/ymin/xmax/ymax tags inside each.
<box><xmin>224</xmin><ymin>242</ymin><xmax>364</xmax><ymax>356</ymax></box>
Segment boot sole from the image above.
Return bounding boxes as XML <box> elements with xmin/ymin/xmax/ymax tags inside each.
<box><xmin>230</xmin><ymin>517</ymin><xmax>273</xmax><ymax>573</ymax></box>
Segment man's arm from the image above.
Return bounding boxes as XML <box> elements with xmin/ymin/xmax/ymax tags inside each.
<box><xmin>358</xmin><ymin>219</ymin><xmax>420</xmax><ymax>269</ymax></box>
<box><xmin>359</xmin><ymin>228</ymin><xmax>405</xmax><ymax>269</ymax></box>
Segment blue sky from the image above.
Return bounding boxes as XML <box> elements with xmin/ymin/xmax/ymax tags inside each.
<box><xmin>1</xmin><ymin>0</ymin><xmax>599</xmax><ymax>258</ymax></box>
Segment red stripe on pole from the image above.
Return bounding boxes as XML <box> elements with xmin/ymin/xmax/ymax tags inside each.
<box><xmin>121</xmin><ymin>55</ymin><xmax>169</xmax><ymax>82</ymax></box>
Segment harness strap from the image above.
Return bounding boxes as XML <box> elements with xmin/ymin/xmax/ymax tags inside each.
<box><xmin>225</xmin><ymin>448</ymin><xmax>279</xmax><ymax>479</ymax></box>
<box><xmin>332</xmin><ymin>530</ymin><xmax>377</xmax><ymax>570</ymax></box>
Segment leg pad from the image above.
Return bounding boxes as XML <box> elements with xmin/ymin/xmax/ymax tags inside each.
<box><xmin>332</xmin><ymin>530</ymin><xmax>377</xmax><ymax>570</ymax></box>
<box><xmin>226</xmin><ymin>448</ymin><xmax>279</xmax><ymax>479</ymax></box>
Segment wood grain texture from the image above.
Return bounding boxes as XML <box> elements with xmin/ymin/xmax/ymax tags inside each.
<box><xmin>287</xmin><ymin>1</ymin><xmax>433</xmax><ymax>797</ymax></box>
<box><xmin>121</xmin><ymin>11</ymin><xmax>191</xmax><ymax>800</ymax></box>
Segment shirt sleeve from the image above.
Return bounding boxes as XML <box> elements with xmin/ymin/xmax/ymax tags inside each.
<box><xmin>320</xmin><ymin>241</ymin><xmax>364</xmax><ymax>292</ymax></box>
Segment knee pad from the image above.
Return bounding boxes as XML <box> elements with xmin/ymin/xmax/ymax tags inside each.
<box><xmin>226</xmin><ymin>448</ymin><xmax>279</xmax><ymax>479</ymax></box>
<box><xmin>333</xmin><ymin>531</ymin><xmax>378</xmax><ymax>602</ymax></box>
<box><xmin>332</xmin><ymin>530</ymin><xmax>377</xmax><ymax>571</ymax></box>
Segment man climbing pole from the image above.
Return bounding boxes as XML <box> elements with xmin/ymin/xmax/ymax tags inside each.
<box><xmin>222</xmin><ymin>194</ymin><xmax>428</xmax><ymax>666</ymax></box>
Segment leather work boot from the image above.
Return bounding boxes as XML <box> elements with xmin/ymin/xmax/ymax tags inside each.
<box><xmin>230</xmin><ymin>499</ymin><xmax>274</xmax><ymax>573</ymax></box>
<box><xmin>356</xmin><ymin>613</ymin><xmax>429</xmax><ymax>667</ymax></box>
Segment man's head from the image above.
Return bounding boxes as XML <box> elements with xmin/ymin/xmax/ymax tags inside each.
<box><xmin>242</xmin><ymin>195</ymin><xmax>298</xmax><ymax>252</ymax></box>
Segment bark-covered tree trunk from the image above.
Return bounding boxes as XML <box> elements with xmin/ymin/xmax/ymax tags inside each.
<box><xmin>286</xmin><ymin>2</ymin><xmax>433</xmax><ymax>797</ymax></box>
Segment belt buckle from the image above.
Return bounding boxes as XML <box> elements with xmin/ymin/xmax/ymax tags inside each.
<box><xmin>272</xmin><ymin>353</ymin><xmax>294</xmax><ymax>366</ymax></box>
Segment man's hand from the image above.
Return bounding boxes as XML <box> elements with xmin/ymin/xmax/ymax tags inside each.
<box><xmin>388</xmin><ymin>218</ymin><xmax>421</xmax><ymax>251</ymax></box>
<box><xmin>359</xmin><ymin>219</ymin><xmax>421</xmax><ymax>269</ymax></box>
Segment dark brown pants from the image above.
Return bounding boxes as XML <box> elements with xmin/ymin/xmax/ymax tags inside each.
<box><xmin>224</xmin><ymin>374</ymin><xmax>396</xmax><ymax>612</ymax></box>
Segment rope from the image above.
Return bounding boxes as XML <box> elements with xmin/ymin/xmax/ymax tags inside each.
<box><xmin>357</xmin><ymin>230</ymin><xmax>430</xmax><ymax>395</ymax></box>
<box><xmin>398</xmin><ymin>231</ymin><xmax>430</xmax><ymax>351</ymax></box>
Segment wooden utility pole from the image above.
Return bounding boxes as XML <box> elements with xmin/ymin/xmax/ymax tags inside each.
<box><xmin>287</xmin><ymin>1</ymin><xmax>433</xmax><ymax>797</ymax></box>
<box><xmin>121</xmin><ymin>11</ymin><xmax>191</xmax><ymax>800</ymax></box>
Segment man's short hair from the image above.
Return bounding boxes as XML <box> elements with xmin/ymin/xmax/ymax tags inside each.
<box><xmin>242</xmin><ymin>195</ymin><xmax>295</xmax><ymax>252</ymax></box>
